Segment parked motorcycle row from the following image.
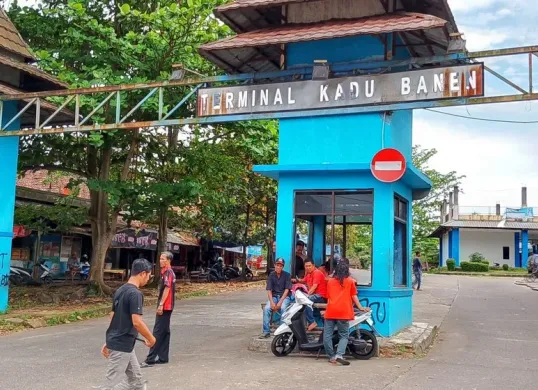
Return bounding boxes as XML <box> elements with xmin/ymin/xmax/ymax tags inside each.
<box><xmin>9</xmin><ymin>256</ymin><xmax>91</xmax><ymax>286</ymax></box>
<box><xmin>207</xmin><ymin>258</ymin><xmax>254</xmax><ymax>282</ymax></box>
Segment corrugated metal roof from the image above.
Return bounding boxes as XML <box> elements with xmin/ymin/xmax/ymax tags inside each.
<box><xmin>429</xmin><ymin>219</ymin><xmax>538</xmax><ymax>238</ymax></box>
<box><xmin>0</xmin><ymin>53</ymin><xmax>68</xmax><ymax>89</ymax></box>
<box><xmin>200</xmin><ymin>12</ymin><xmax>447</xmax><ymax>73</ymax></box>
<box><xmin>0</xmin><ymin>9</ymin><xmax>35</xmax><ymax>61</ymax></box>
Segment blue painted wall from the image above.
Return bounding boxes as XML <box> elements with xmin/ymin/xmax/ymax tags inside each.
<box><xmin>270</xmin><ymin>34</ymin><xmax>421</xmax><ymax>336</ymax></box>
<box><xmin>514</xmin><ymin>232</ymin><xmax>521</xmax><ymax>268</ymax></box>
<box><xmin>0</xmin><ymin>101</ymin><xmax>20</xmax><ymax>313</ymax></box>
<box><xmin>451</xmin><ymin>229</ymin><xmax>460</xmax><ymax>266</ymax></box>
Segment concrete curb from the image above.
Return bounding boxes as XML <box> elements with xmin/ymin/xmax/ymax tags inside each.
<box><xmin>436</xmin><ymin>272</ymin><xmax>527</xmax><ymax>278</ymax></box>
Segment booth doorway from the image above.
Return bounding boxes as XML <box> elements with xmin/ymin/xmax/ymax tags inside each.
<box><xmin>294</xmin><ymin>190</ymin><xmax>373</xmax><ymax>286</ymax></box>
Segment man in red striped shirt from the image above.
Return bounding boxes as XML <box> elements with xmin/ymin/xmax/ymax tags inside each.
<box><xmin>144</xmin><ymin>252</ymin><xmax>176</xmax><ymax>365</ymax></box>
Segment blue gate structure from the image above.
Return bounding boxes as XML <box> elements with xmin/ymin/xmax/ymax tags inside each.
<box><xmin>2</xmin><ymin>1</ymin><xmax>538</xmax><ymax>335</ymax></box>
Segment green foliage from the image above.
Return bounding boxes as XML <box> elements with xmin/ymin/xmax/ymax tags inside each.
<box><xmin>446</xmin><ymin>259</ymin><xmax>456</xmax><ymax>271</ymax></box>
<box><xmin>460</xmin><ymin>261</ymin><xmax>489</xmax><ymax>272</ymax></box>
<box><xmin>503</xmin><ymin>264</ymin><xmax>510</xmax><ymax>271</ymax></box>
<box><xmin>14</xmin><ymin>202</ymin><xmax>87</xmax><ymax>235</ymax></box>
<box><xmin>412</xmin><ymin>146</ymin><xmax>464</xmax><ymax>261</ymax></box>
<box><xmin>469</xmin><ymin>252</ymin><xmax>486</xmax><ymax>263</ymax></box>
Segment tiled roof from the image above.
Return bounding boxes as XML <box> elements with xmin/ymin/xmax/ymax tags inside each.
<box><xmin>201</xmin><ymin>12</ymin><xmax>447</xmax><ymax>51</ymax></box>
<box><xmin>0</xmin><ymin>9</ymin><xmax>35</xmax><ymax>60</ymax></box>
<box><xmin>17</xmin><ymin>170</ymin><xmax>90</xmax><ymax>200</ymax></box>
<box><xmin>0</xmin><ymin>53</ymin><xmax>68</xmax><ymax>89</ymax></box>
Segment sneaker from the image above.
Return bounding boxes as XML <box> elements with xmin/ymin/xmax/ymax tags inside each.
<box><xmin>259</xmin><ymin>333</ymin><xmax>271</xmax><ymax>339</ymax></box>
<box><xmin>335</xmin><ymin>357</ymin><xmax>350</xmax><ymax>366</ymax></box>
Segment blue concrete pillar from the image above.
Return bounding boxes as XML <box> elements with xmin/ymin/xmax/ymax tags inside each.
<box><xmin>371</xmin><ymin>187</ymin><xmax>394</xmax><ymax>289</ymax></box>
<box><xmin>0</xmin><ymin>101</ymin><xmax>20</xmax><ymax>313</ymax></box>
<box><xmin>522</xmin><ymin>230</ymin><xmax>529</xmax><ymax>269</ymax></box>
<box><xmin>312</xmin><ymin>216</ymin><xmax>325</xmax><ymax>266</ymax></box>
<box><xmin>448</xmin><ymin>229</ymin><xmax>460</xmax><ymax>266</ymax></box>
<box><xmin>514</xmin><ymin>232</ymin><xmax>521</xmax><ymax>268</ymax></box>
<box><xmin>451</xmin><ymin>229</ymin><xmax>460</xmax><ymax>266</ymax></box>
<box><xmin>275</xmin><ymin>183</ymin><xmax>294</xmax><ymax>274</ymax></box>
<box><xmin>439</xmin><ymin>236</ymin><xmax>444</xmax><ymax>267</ymax></box>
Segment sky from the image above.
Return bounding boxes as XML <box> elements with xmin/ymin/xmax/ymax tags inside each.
<box><xmin>2</xmin><ymin>0</ymin><xmax>538</xmax><ymax>211</ymax></box>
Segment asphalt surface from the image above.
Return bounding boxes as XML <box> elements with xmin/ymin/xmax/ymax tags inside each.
<box><xmin>1</xmin><ymin>275</ymin><xmax>537</xmax><ymax>390</ymax></box>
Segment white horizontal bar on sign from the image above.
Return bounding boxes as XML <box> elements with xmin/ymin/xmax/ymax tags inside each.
<box><xmin>374</xmin><ymin>161</ymin><xmax>402</xmax><ymax>171</ymax></box>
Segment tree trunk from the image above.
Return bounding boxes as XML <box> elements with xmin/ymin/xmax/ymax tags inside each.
<box><xmin>241</xmin><ymin>203</ymin><xmax>251</xmax><ymax>281</ymax></box>
<box><xmin>89</xmin><ymin>219</ymin><xmax>114</xmax><ymax>296</ymax></box>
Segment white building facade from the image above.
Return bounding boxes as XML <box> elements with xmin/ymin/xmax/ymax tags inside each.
<box><xmin>432</xmin><ymin>187</ymin><xmax>538</xmax><ymax>268</ymax></box>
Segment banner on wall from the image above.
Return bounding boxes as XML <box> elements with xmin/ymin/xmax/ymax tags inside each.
<box><xmin>111</xmin><ymin>228</ymin><xmax>158</xmax><ymax>251</ymax></box>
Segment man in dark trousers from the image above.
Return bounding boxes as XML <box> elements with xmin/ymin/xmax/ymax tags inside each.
<box><xmin>261</xmin><ymin>257</ymin><xmax>292</xmax><ymax>338</ymax></box>
<box><xmin>144</xmin><ymin>251</ymin><xmax>176</xmax><ymax>365</ymax></box>
<box><xmin>413</xmin><ymin>251</ymin><xmax>423</xmax><ymax>291</ymax></box>
<box><xmin>95</xmin><ymin>258</ymin><xmax>155</xmax><ymax>389</ymax></box>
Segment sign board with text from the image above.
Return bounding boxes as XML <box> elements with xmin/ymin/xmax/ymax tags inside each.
<box><xmin>197</xmin><ymin>64</ymin><xmax>484</xmax><ymax>117</ymax></box>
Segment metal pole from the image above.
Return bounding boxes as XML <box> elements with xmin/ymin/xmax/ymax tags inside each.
<box><xmin>530</xmin><ymin>53</ymin><xmax>533</xmax><ymax>94</ymax></box>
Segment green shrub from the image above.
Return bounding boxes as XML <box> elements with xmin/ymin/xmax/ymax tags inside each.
<box><xmin>502</xmin><ymin>264</ymin><xmax>509</xmax><ymax>271</ymax></box>
<box><xmin>469</xmin><ymin>252</ymin><xmax>486</xmax><ymax>263</ymax></box>
<box><xmin>481</xmin><ymin>260</ymin><xmax>490</xmax><ymax>266</ymax></box>
<box><xmin>446</xmin><ymin>259</ymin><xmax>456</xmax><ymax>271</ymax></box>
<box><xmin>461</xmin><ymin>261</ymin><xmax>489</xmax><ymax>272</ymax></box>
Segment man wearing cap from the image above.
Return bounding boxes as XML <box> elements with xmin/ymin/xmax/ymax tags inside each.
<box><xmin>95</xmin><ymin>258</ymin><xmax>155</xmax><ymax>390</ymax></box>
<box><xmin>261</xmin><ymin>257</ymin><xmax>292</xmax><ymax>338</ymax></box>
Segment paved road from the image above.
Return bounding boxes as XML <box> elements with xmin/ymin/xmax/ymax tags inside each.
<box><xmin>1</xmin><ymin>275</ymin><xmax>537</xmax><ymax>389</ymax></box>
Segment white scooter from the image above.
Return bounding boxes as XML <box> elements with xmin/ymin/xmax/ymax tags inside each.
<box><xmin>271</xmin><ymin>290</ymin><xmax>379</xmax><ymax>360</ymax></box>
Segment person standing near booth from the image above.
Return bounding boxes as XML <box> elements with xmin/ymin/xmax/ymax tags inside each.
<box><xmin>413</xmin><ymin>251</ymin><xmax>423</xmax><ymax>291</ymax></box>
<box><xmin>323</xmin><ymin>261</ymin><xmax>370</xmax><ymax>366</ymax></box>
<box><xmin>144</xmin><ymin>252</ymin><xmax>176</xmax><ymax>365</ymax></box>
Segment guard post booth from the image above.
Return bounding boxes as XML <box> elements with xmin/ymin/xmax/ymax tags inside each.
<box><xmin>197</xmin><ymin>0</ymin><xmax>481</xmax><ymax>336</ymax></box>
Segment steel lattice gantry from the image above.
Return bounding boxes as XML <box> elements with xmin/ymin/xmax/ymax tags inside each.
<box><xmin>1</xmin><ymin>45</ymin><xmax>538</xmax><ymax>137</ymax></box>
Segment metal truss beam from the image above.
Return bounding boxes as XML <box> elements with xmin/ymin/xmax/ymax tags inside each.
<box><xmin>1</xmin><ymin>44</ymin><xmax>538</xmax><ymax>137</ymax></box>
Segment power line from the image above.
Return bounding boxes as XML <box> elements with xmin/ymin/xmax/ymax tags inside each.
<box><xmin>424</xmin><ymin>108</ymin><xmax>538</xmax><ymax>124</ymax></box>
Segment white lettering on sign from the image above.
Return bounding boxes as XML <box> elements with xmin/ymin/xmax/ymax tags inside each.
<box><xmin>320</xmin><ymin>85</ymin><xmax>329</xmax><ymax>102</ymax></box>
<box><xmin>350</xmin><ymin>82</ymin><xmax>359</xmax><ymax>98</ymax></box>
<box><xmin>288</xmin><ymin>87</ymin><xmax>296</xmax><ymax>104</ymax></box>
<box><xmin>450</xmin><ymin>72</ymin><xmax>460</xmax><ymax>92</ymax></box>
<box><xmin>434</xmin><ymin>74</ymin><xmax>444</xmax><ymax>93</ymax></box>
<box><xmin>238</xmin><ymin>91</ymin><xmax>248</xmax><ymax>108</ymax></box>
<box><xmin>401</xmin><ymin>77</ymin><xmax>411</xmax><ymax>95</ymax></box>
<box><xmin>197</xmin><ymin>64</ymin><xmax>484</xmax><ymax>116</ymax></box>
<box><xmin>260</xmin><ymin>89</ymin><xmax>269</xmax><ymax>106</ymax></box>
<box><xmin>417</xmin><ymin>76</ymin><xmax>427</xmax><ymax>94</ymax></box>
<box><xmin>274</xmin><ymin>88</ymin><xmax>283</xmax><ymax>105</ymax></box>
<box><xmin>375</xmin><ymin>161</ymin><xmax>403</xmax><ymax>171</ymax></box>
<box><xmin>226</xmin><ymin>92</ymin><xmax>234</xmax><ymax>109</ymax></box>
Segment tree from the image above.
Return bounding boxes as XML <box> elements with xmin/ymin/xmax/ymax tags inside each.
<box><xmin>9</xmin><ymin>0</ymin><xmax>230</xmax><ymax>294</ymax></box>
<box><xmin>412</xmin><ymin>146</ymin><xmax>464</xmax><ymax>263</ymax></box>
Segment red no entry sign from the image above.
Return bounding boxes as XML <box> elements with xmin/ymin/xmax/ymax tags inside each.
<box><xmin>371</xmin><ymin>148</ymin><xmax>406</xmax><ymax>183</ymax></box>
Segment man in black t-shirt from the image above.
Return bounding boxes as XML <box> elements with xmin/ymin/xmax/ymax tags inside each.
<box><xmin>95</xmin><ymin>259</ymin><xmax>156</xmax><ymax>390</ymax></box>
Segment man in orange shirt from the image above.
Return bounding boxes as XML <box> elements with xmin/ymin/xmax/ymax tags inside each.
<box><xmin>294</xmin><ymin>259</ymin><xmax>328</xmax><ymax>331</ymax></box>
<box><xmin>323</xmin><ymin>261</ymin><xmax>370</xmax><ymax>366</ymax></box>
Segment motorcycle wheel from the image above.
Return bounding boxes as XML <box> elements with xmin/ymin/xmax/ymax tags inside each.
<box><xmin>271</xmin><ymin>333</ymin><xmax>296</xmax><ymax>357</ymax></box>
<box><xmin>9</xmin><ymin>274</ymin><xmax>23</xmax><ymax>286</ymax></box>
<box><xmin>245</xmin><ymin>271</ymin><xmax>254</xmax><ymax>281</ymax></box>
<box><xmin>348</xmin><ymin>329</ymin><xmax>377</xmax><ymax>360</ymax></box>
<box><xmin>224</xmin><ymin>269</ymin><xmax>235</xmax><ymax>280</ymax></box>
<box><xmin>43</xmin><ymin>275</ymin><xmax>53</xmax><ymax>284</ymax></box>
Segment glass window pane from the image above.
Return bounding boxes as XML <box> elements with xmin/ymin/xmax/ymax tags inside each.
<box><xmin>399</xmin><ymin>199</ymin><xmax>408</xmax><ymax>220</ymax></box>
<box><xmin>295</xmin><ymin>192</ymin><xmax>333</xmax><ymax>214</ymax></box>
<box><xmin>334</xmin><ymin>192</ymin><xmax>373</xmax><ymax>215</ymax></box>
<box><xmin>394</xmin><ymin>220</ymin><xmax>408</xmax><ymax>286</ymax></box>
<box><xmin>345</xmin><ymin>215</ymin><xmax>373</xmax><ymax>224</ymax></box>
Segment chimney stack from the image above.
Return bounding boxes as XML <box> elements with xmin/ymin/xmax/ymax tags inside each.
<box><xmin>496</xmin><ymin>203</ymin><xmax>501</xmax><ymax>216</ymax></box>
<box><xmin>448</xmin><ymin>191</ymin><xmax>454</xmax><ymax>219</ymax></box>
<box><xmin>522</xmin><ymin>187</ymin><xmax>528</xmax><ymax>208</ymax></box>
<box><xmin>453</xmin><ymin>186</ymin><xmax>460</xmax><ymax>219</ymax></box>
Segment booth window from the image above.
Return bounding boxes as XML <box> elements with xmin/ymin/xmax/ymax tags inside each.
<box><xmin>502</xmin><ymin>246</ymin><xmax>510</xmax><ymax>260</ymax></box>
<box><xmin>294</xmin><ymin>190</ymin><xmax>373</xmax><ymax>286</ymax></box>
<box><xmin>394</xmin><ymin>195</ymin><xmax>408</xmax><ymax>287</ymax></box>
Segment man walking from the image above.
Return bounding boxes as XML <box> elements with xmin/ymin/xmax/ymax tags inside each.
<box><xmin>261</xmin><ymin>258</ymin><xmax>292</xmax><ymax>338</ymax></box>
<box><xmin>144</xmin><ymin>251</ymin><xmax>176</xmax><ymax>365</ymax></box>
<box><xmin>413</xmin><ymin>251</ymin><xmax>423</xmax><ymax>291</ymax></box>
<box><xmin>96</xmin><ymin>258</ymin><xmax>156</xmax><ymax>390</ymax></box>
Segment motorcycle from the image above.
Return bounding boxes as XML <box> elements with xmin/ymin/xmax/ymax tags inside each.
<box><xmin>79</xmin><ymin>260</ymin><xmax>90</xmax><ymax>281</ymax></box>
<box><xmin>223</xmin><ymin>265</ymin><xmax>254</xmax><ymax>280</ymax></box>
<box><xmin>34</xmin><ymin>259</ymin><xmax>53</xmax><ymax>284</ymax></box>
<box><xmin>9</xmin><ymin>266</ymin><xmax>33</xmax><ymax>286</ymax></box>
<box><xmin>270</xmin><ymin>290</ymin><xmax>378</xmax><ymax>360</ymax></box>
<box><xmin>207</xmin><ymin>261</ymin><xmax>227</xmax><ymax>282</ymax></box>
